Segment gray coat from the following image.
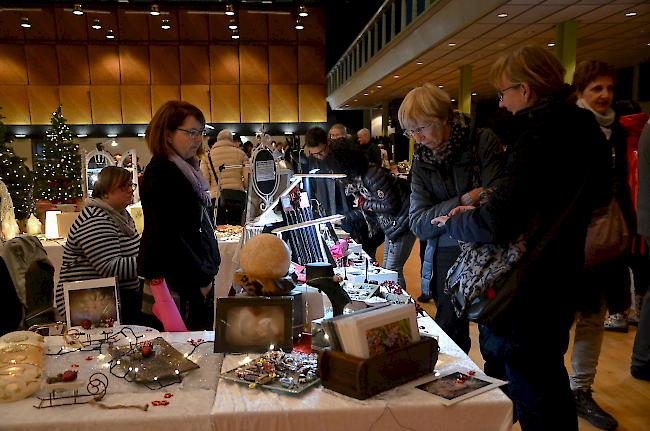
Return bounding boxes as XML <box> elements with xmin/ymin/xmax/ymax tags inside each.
<box><xmin>409</xmin><ymin>127</ymin><xmax>504</xmax><ymax>295</ymax></box>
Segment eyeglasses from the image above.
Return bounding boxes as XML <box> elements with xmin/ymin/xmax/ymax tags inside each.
<box><xmin>308</xmin><ymin>147</ymin><xmax>328</xmax><ymax>158</ymax></box>
<box><xmin>119</xmin><ymin>182</ymin><xmax>137</xmax><ymax>192</ymax></box>
<box><xmin>176</xmin><ymin>127</ymin><xmax>207</xmax><ymax>139</ymax></box>
<box><xmin>403</xmin><ymin>121</ymin><xmax>442</xmax><ymax>139</ymax></box>
<box><xmin>496</xmin><ymin>83</ymin><xmax>522</xmax><ymax>102</ymax></box>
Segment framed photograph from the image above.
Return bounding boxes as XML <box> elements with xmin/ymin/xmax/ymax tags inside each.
<box><xmin>214</xmin><ymin>296</ymin><xmax>294</xmax><ymax>353</ymax></box>
<box><xmin>414</xmin><ymin>371</ymin><xmax>507</xmax><ymax>406</ymax></box>
<box><xmin>63</xmin><ymin>277</ymin><xmax>120</xmax><ymax>329</ymax></box>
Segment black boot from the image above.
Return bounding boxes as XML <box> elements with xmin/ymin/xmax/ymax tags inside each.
<box><xmin>573</xmin><ymin>389</ymin><xmax>618</xmax><ymax>430</ymax></box>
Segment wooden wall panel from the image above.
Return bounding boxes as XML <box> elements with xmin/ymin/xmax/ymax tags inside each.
<box><xmin>210</xmin><ymin>46</ymin><xmax>239</xmax><ymax>84</ymax></box>
<box><xmin>0</xmin><ymin>12</ymin><xmax>25</xmax><ymax>40</ymax></box>
<box><xmin>150</xmin><ymin>46</ymin><xmax>180</xmax><ymax>84</ymax></box>
<box><xmin>298</xmin><ymin>45</ymin><xmax>325</xmax><ymax>84</ymax></box>
<box><xmin>117</xmin><ymin>10</ymin><xmax>149</xmax><ymax>41</ymax></box>
<box><xmin>211</xmin><ymin>85</ymin><xmax>240</xmax><ymax>123</ymax></box>
<box><xmin>88</xmin><ymin>14</ymin><xmax>119</xmax><ymax>43</ymax></box>
<box><xmin>57</xmin><ymin>46</ymin><xmax>90</xmax><ymax>84</ymax></box>
<box><xmin>120</xmin><ymin>46</ymin><xmax>150</xmax><ymax>84</ymax></box>
<box><xmin>25</xmin><ymin>45</ymin><xmax>59</xmax><ymax>84</ymax></box>
<box><xmin>0</xmin><ymin>86</ymin><xmax>30</xmax><ymax>124</ymax></box>
<box><xmin>150</xmin><ymin>11</ymin><xmax>180</xmax><ymax>42</ymax></box>
<box><xmin>179</xmin><ymin>13</ymin><xmax>209</xmax><ymax>41</ymax></box>
<box><xmin>269</xmin><ymin>15</ymin><xmax>297</xmax><ymax>42</ymax></box>
<box><xmin>91</xmin><ymin>86</ymin><xmax>122</xmax><ymax>124</ymax></box>
<box><xmin>239</xmin><ymin>13</ymin><xmax>268</xmax><ymax>42</ymax></box>
<box><xmin>180</xmin><ymin>46</ymin><xmax>210</xmax><ymax>84</ymax></box>
<box><xmin>270</xmin><ymin>85</ymin><xmax>298</xmax><ymax>123</ymax></box>
<box><xmin>89</xmin><ymin>46</ymin><xmax>120</xmax><ymax>84</ymax></box>
<box><xmin>0</xmin><ymin>45</ymin><xmax>27</xmax><ymax>84</ymax></box>
<box><xmin>27</xmin><ymin>86</ymin><xmax>60</xmax><ymax>124</ymax></box>
<box><xmin>240</xmin><ymin>84</ymin><xmax>269</xmax><ymax>123</ymax></box>
<box><xmin>24</xmin><ymin>9</ymin><xmax>56</xmax><ymax>41</ymax></box>
<box><xmin>58</xmin><ymin>86</ymin><xmax>91</xmax><ymax>124</ymax></box>
<box><xmin>239</xmin><ymin>45</ymin><xmax>268</xmax><ymax>84</ymax></box>
<box><xmin>121</xmin><ymin>86</ymin><xmax>152</xmax><ymax>124</ymax></box>
<box><xmin>55</xmin><ymin>8</ymin><xmax>88</xmax><ymax>41</ymax></box>
<box><xmin>299</xmin><ymin>85</ymin><xmax>326</xmax><ymax>122</ymax></box>
<box><xmin>298</xmin><ymin>9</ymin><xmax>326</xmax><ymax>44</ymax></box>
<box><xmin>269</xmin><ymin>46</ymin><xmax>297</xmax><ymax>84</ymax></box>
<box><xmin>180</xmin><ymin>85</ymin><xmax>211</xmax><ymax>122</ymax></box>
<box><xmin>151</xmin><ymin>85</ymin><xmax>180</xmax><ymax>116</ymax></box>
<box><xmin>209</xmin><ymin>15</ymin><xmax>232</xmax><ymax>41</ymax></box>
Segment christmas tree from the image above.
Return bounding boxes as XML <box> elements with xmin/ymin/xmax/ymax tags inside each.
<box><xmin>34</xmin><ymin>105</ymin><xmax>82</xmax><ymax>203</ymax></box>
<box><xmin>0</xmin><ymin>108</ymin><xmax>35</xmax><ymax>220</ymax></box>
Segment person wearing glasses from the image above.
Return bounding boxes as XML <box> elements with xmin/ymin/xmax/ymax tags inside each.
<box><xmin>138</xmin><ymin>100</ymin><xmax>220</xmax><ymax>330</ymax></box>
<box><xmin>434</xmin><ymin>46</ymin><xmax>610</xmax><ymax>430</ymax></box>
<box><xmin>54</xmin><ymin>166</ymin><xmax>141</xmax><ymax>324</ymax></box>
<box><xmin>398</xmin><ymin>82</ymin><xmax>504</xmax><ymax>353</ymax></box>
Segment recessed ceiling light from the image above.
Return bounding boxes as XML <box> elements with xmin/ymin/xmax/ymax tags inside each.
<box><xmin>20</xmin><ymin>17</ymin><xmax>31</xmax><ymax>28</ymax></box>
<box><xmin>448</xmin><ymin>42</ymin><xmax>456</xmax><ymax>47</ymax></box>
<box><xmin>363</xmin><ymin>93</ymin><xmax>369</xmax><ymax>96</ymax></box>
<box><xmin>497</xmin><ymin>12</ymin><xmax>508</xmax><ymax>18</ymax></box>
<box><xmin>107</xmin><ymin>133</ymin><xmax>117</xmax><ymax>138</ymax></box>
<box><xmin>471</xmin><ymin>92</ymin><xmax>477</xmax><ymax>96</ymax></box>
<box><xmin>344</xmin><ymin>104</ymin><xmax>349</xmax><ymax>107</ymax></box>
<box><xmin>298</xmin><ymin>5</ymin><xmax>309</xmax><ymax>17</ymax></box>
<box><xmin>438</xmin><ymin>85</ymin><xmax>444</xmax><ymax>88</ymax></box>
<box><xmin>137</xmin><ymin>133</ymin><xmax>146</xmax><ymax>137</ymax></box>
<box><xmin>284</xmin><ymin>131</ymin><xmax>294</xmax><ymax>135</ymax></box>
<box><xmin>228</xmin><ymin>18</ymin><xmax>238</xmax><ymax>30</ymax></box>
<box><xmin>231</xmin><ymin>29</ymin><xmax>240</xmax><ymax>39</ymax></box>
<box><xmin>15</xmin><ymin>134</ymin><xmax>26</xmax><ymax>138</ymax></box>
<box><xmin>354</xmin><ymin>99</ymin><xmax>358</xmax><ymax>102</ymax></box>
<box><xmin>161</xmin><ymin>19</ymin><xmax>171</xmax><ymax>30</ymax></box>
<box><xmin>547</xmin><ymin>42</ymin><xmax>555</xmax><ymax>47</ymax></box>
<box><xmin>376</xmin><ymin>85</ymin><xmax>382</xmax><ymax>88</ymax></box>
<box><xmin>77</xmin><ymin>134</ymin><xmax>88</xmax><ymax>138</ymax></box>
<box><xmin>150</xmin><ymin>4</ymin><xmax>161</xmax><ymax>16</ymax></box>
<box><xmin>73</xmin><ymin>3</ymin><xmax>84</xmax><ymax>15</ymax></box>
<box><xmin>451</xmin><ymin>98</ymin><xmax>456</xmax><ymax>102</ymax></box>
<box><xmin>106</xmin><ymin>29</ymin><xmax>115</xmax><ymax>39</ymax></box>
<box><xmin>393</xmin><ymin>75</ymin><xmax>399</xmax><ymax>78</ymax></box>
<box><xmin>295</xmin><ymin>19</ymin><xmax>304</xmax><ymax>30</ymax></box>
<box><xmin>416</xmin><ymin>61</ymin><xmax>423</xmax><ymax>65</ymax></box>
<box><xmin>625</xmin><ymin>11</ymin><xmax>637</xmax><ymax>17</ymax></box>
<box><xmin>91</xmin><ymin>18</ymin><xmax>102</xmax><ymax>30</ymax></box>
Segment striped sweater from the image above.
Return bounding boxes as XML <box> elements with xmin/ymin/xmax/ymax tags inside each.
<box><xmin>54</xmin><ymin>206</ymin><xmax>139</xmax><ymax>318</ymax></box>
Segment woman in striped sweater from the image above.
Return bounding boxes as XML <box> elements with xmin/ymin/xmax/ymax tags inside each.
<box><xmin>54</xmin><ymin>166</ymin><xmax>140</xmax><ymax>324</ymax></box>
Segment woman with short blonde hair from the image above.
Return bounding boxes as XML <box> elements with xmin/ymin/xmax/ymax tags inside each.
<box><xmin>398</xmin><ymin>83</ymin><xmax>453</xmax><ymax>132</ymax></box>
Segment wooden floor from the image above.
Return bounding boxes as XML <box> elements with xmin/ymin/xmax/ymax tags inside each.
<box><xmin>377</xmin><ymin>241</ymin><xmax>650</xmax><ymax>431</ymax></box>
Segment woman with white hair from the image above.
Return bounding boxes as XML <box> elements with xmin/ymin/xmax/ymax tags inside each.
<box><xmin>200</xmin><ymin>129</ymin><xmax>249</xmax><ymax>225</ymax></box>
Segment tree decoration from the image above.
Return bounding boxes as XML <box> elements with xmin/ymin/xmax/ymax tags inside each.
<box><xmin>0</xmin><ymin>108</ymin><xmax>35</xmax><ymax>220</ymax></box>
<box><xmin>34</xmin><ymin>105</ymin><xmax>82</xmax><ymax>203</ymax></box>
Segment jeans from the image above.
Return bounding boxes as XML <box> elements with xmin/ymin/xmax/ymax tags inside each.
<box><xmin>480</xmin><ymin>323</ymin><xmax>577</xmax><ymax>431</ymax></box>
<box><xmin>382</xmin><ymin>231</ymin><xmax>417</xmax><ymax>289</ymax></box>
<box><xmin>433</xmin><ymin>245</ymin><xmax>471</xmax><ymax>353</ymax></box>
<box><xmin>570</xmin><ymin>302</ymin><xmax>607</xmax><ymax>390</ymax></box>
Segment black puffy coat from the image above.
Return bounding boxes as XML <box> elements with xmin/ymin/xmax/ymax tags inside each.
<box><xmin>361</xmin><ymin>165</ymin><xmax>411</xmax><ymax>241</ymax></box>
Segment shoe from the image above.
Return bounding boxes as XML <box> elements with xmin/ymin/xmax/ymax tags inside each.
<box><xmin>604</xmin><ymin>313</ymin><xmax>628</xmax><ymax>333</ymax></box>
<box><xmin>631</xmin><ymin>367</ymin><xmax>650</xmax><ymax>381</ymax></box>
<box><xmin>417</xmin><ymin>293</ymin><xmax>432</xmax><ymax>303</ymax></box>
<box><xmin>628</xmin><ymin>294</ymin><xmax>644</xmax><ymax>326</ymax></box>
<box><xmin>573</xmin><ymin>389</ymin><xmax>619</xmax><ymax>430</ymax></box>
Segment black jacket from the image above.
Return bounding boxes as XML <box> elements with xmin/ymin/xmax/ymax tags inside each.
<box><xmin>447</xmin><ymin>91</ymin><xmax>610</xmax><ymax>328</ymax></box>
<box><xmin>360</xmin><ymin>165</ymin><xmax>411</xmax><ymax>241</ymax></box>
<box><xmin>138</xmin><ymin>156</ymin><xmax>220</xmax><ymax>290</ymax></box>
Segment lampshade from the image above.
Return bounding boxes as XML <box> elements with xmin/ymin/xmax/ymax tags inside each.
<box><xmin>45</xmin><ymin>211</ymin><xmax>62</xmax><ymax>239</ymax></box>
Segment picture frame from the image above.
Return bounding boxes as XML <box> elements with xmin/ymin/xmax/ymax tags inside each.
<box><xmin>414</xmin><ymin>370</ymin><xmax>507</xmax><ymax>406</ymax></box>
<box><xmin>63</xmin><ymin>277</ymin><xmax>120</xmax><ymax>329</ymax></box>
<box><xmin>214</xmin><ymin>296</ymin><xmax>295</xmax><ymax>353</ymax></box>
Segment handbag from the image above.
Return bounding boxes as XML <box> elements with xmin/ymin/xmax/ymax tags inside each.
<box><xmin>176</xmin><ymin>203</ymin><xmax>221</xmax><ymax>289</ymax></box>
<box><xmin>445</xmin><ymin>185</ymin><xmax>584</xmax><ymax>326</ymax></box>
<box><xmin>584</xmin><ymin>197</ymin><xmax>629</xmax><ymax>268</ymax></box>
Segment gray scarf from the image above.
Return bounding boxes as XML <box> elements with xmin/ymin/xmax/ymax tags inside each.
<box><xmin>85</xmin><ymin>198</ymin><xmax>137</xmax><ymax>237</ymax></box>
<box><xmin>576</xmin><ymin>98</ymin><xmax>615</xmax><ymax>140</ymax></box>
<box><xmin>168</xmin><ymin>153</ymin><xmax>211</xmax><ymax>207</ymax></box>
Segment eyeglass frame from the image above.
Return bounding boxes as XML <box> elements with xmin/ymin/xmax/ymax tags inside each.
<box><xmin>175</xmin><ymin>127</ymin><xmax>207</xmax><ymax>139</ymax></box>
<box><xmin>402</xmin><ymin>120</ymin><xmax>444</xmax><ymax>139</ymax></box>
<box><xmin>496</xmin><ymin>83</ymin><xmax>522</xmax><ymax>102</ymax></box>
<box><xmin>117</xmin><ymin>182</ymin><xmax>137</xmax><ymax>192</ymax></box>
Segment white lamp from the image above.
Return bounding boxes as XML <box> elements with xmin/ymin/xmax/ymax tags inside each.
<box><xmin>45</xmin><ymin>210</ymin><xmax>62</xmax><ymax>239</ymax></box>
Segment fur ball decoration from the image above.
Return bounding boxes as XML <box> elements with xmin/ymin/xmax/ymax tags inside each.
<box><xmin>240</xmin><ymin>234</ymin><xmax>290</xmax><ymax>279</ymax></box>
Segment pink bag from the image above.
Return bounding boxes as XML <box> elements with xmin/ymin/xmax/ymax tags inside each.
<box><xmin>150</xmin><ymin>278</ymin><xmax>188</xmax><ymax>332</ymax></box>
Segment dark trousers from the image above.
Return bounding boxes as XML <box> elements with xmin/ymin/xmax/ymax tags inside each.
<box><xmin>632</xmin><ymin>238</ymin><xmax>650</xmax><ymax>379</ymax></box>
<box><xmin>216</xmin><ymin>201</ymin><xmax>245</xmax><ymax>226</ymax></box>
<box><xmin>479</xmin><ymin>321</ymin><xmax>577</xmax><ymax>431</ymax></box>
<box><xmin>433</xmin><ymin>245</ymin><xmax>471</xmax><ymax>353</ymax></box>
<box><xmin>166</xmin><ymin>278</ymin><xmax>214</xmax><ymax>331</ymax></box>
<box><xmin>119</xmin><ymin>286</ymin><xmax>144</xmax><ymax>326</ymax></box>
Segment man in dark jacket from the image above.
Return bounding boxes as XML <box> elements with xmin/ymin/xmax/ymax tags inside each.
<box><xmin>357</xmin><ymin>128</ymin><xmax>382</xmax><ymax>166</ymax></box>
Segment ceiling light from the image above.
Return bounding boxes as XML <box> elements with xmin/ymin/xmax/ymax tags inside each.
<box><xmin>231</xmin><ymin>29</ymin><xmax>240</xmax><ymax>39</ymax></box>
<box><xmin>298</xmin><ymin>5</ymin><xmax>309</xmax><ymax>17</ymax></box>
<box><xmin>106</xmin><ymin>29</ymin><xmax>115</xmax><ymax>39</ymax></box>
<box><xmin>20</xmin><ymin>17</ymin><xmax>31</xmax><ymax>28</ymax></box>
<box><xmin>363</xmin><ymin>93</ymin><xmax>369</xmax><ymax>96</ymax></box>
<box><xmin>625</xmin><ymin>11</ymin><xmax>637</xmax><ymax>17</ymax></box>
<box><xmin>161</xmin><ymin>19</ymin><xmax>171</xmax><ymax>30</ymax></box>
<box><xmin>295</xmin><ymin>19</ymin><xmax>304</xmax><ymax>30</ymax></box>
<box><xmin>15</xmin><ymin>134</ymin><xmax>26</xmax><ymax>138</ymax></box>
<box><xmin>393</xmin><ymin>75</ymin><xmax>399</xmax><ymax>78</ymax></box>
<box><xmin>137</xmin><ymin>133</ymin><xmax>146</xmax><ymax>137</ymax></box>
<box><xmin>107</xmin><ymin>133</ymin><xmax>117</xmax><ymax>138</ymax></box>
<box><xmin>497</xmin><ymin>12</ymin><xmax>508</xmax><ymax>18</ymax></box>
<box><xmin>438</xmin><ymin>85</ymin><xmax>444</xmax><ymax>88</ymax></box>
<box><xmin>416</xmin><ymin>61</ymin><xmax>423</xmax><ymax>65</ymax></box>
<box><xmin>547</xmin><ymin>42</ymin><xmax>555</xmax><ymax>47</ymax></box>
<box><xmin>77</xmin><ymin>134</ymin><xmax>88</xmax><ymax>138</ymax></box>
<box><xmin>344</xmin><ymin>104</ymin><xmax>349</xmax><ymax>107</ymax></box>
<box><xmin>353</xmin><ymin>99</ymin><xmax>358</xmax><ymax>102</ymax></box>
<box><xmin>450</xmin><ymin>98</ymin><xmax>456</xmax><ymax>102</ymax></box>
<box><xmin>150</xmin><ymin>4</ymin><xmax>160</xmax><ymax>16</ymax></box>
<box><xmin>448</xmin><ymin>42</ymin><xmax>456</xmax><ymax>47</ymax></box>
<box><xmin>73</xmin><ymin>3</ymin><xmax>84</xmax><ymax>15</ymax></box>
<box><xmin>376</xmin><ymin>85</ymin><xmax>382</xmax><ymax>88</ymax></box>
<box><xmin>110</xmin><ymin>140</ymin><xmax>118</xmax><ymax>147</ymax></box>
<box><xmin>228</xmin><ymin>19</ymin><xmax>238</xmax><ymax>30</ymax></box>
<box><xmin>225</xmin><ymin>4</ymin><xmax>235</xmax><ymax>16</ymax></box>
<box><xmin>471</xmin><ymin>92</ymin><xmax>478</xmax><ymax>96</ymax></box>
<box><xmin>91</xmin><ymin>19</ymin><xmax>102</xmax><ymax>30</ymax></box>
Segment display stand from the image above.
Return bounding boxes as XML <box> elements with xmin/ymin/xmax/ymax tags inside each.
<box><xmin>81</xmin><ymin>149</ymin><xmax>115</xmax><ymax>198</ymax></box>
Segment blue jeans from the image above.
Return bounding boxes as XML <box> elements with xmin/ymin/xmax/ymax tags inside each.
<box><xmin>479</xmin><ymin>323</ymin><xmax>577</xmax><ymax>431</ymax></box>
<box><xmin>382</xmin><ymin>231</ymin><xmax>417</xmax><ymax>289</ymax></box>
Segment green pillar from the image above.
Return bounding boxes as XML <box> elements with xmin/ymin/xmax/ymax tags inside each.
<box><xmin>555</xmin><ymin>20</ymin><xmax>577</xmax><ymax>83</ymax></box>
<box><xmin>458</xmin><ymin>65</ymin><xmax>472</xmax><ymax>114</ymax></box>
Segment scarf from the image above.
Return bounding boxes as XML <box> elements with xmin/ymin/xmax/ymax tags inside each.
<box><xmin>414</xmin><ymin>111</ymin><xmax>472</xmax><ymax>166</ymax></box>
<box><xmin>168</xmin><ymin>153</ymin><xmax>211</xmax><ymax>207</ymax></box>
<box><xmin>85</xmin><ymin>198</ymin><xmax>137</xmax><ymax>237</ymax></box>
<box><xmin>576</xmin><ymin>98</ymin><xmax>615</xmax><ymax>140</ymax></box>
